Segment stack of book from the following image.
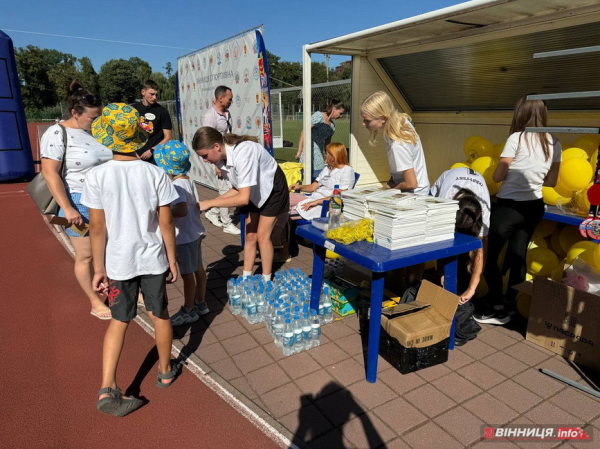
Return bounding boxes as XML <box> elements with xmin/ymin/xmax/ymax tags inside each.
<box><xmin>341</xmin><ymin>186</ymin><xmax>385</xmax><ymax>221</ymax></box>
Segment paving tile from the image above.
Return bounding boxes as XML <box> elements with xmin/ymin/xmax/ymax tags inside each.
<box><xmin>251</xmin><ymin>327</ymin><xmax>273</xmax><ymax>345</ymax></box>
<box><xmin>293</xmin><ymin>370</ymin><xmax>339</xmax><ymax>399</ymax></box>
<box><xmin>548</xmin><ymin>388</ymin><xmax>600</xmax><ymax>422</ymax></box>
<box><xmin>346</xmin><ymin>379</ymin><xmax>396</xmax><ymax>410</ymax></box>
<box><xmin>403</xmin><ymin>384</ymin><xmax>456</xmax><ymax>418</ymax></box>
<box><xmin>310</xmin><ymin>342</ymin><xmax>351</xmax><ymax>367</ymax></box>
<box><xmin>385</xmin><ymin>438</ymin><xmax>411</xmax><ymax>449</ymax></box>
<box><xmin>342</xmin><ymin>412</ymin><xmax>396</xmax><ymax>448</ymax></box>
<box><xmin>508</xmin><ymin>416</ymin><xmax>563</xmax><ymax>449</ymax></box>
<box><xmin>432</xmin><ymin>372</ymin><xmax>483</xmax><ymax>403</ymax></box>
<box><xmin>314</xmin><ymin>387</ymin><xmax>366</xmax><ymax>427</ymax></box>
<box><xmin>342</xmin><ymin>315</ymin><xmax>361</xmax><ymax>331</ymax></box>
<box><xmin>195</xmin><ymin>342</ymin><xmax>229</xmax><ymax>364</ymax></box>
<box><xmin>210</xmin><ymin>318</ymin><xmax>247</xmax><ymax>340</ymax></box>
<box><xmin>245</xmin><ymin>363</ymin><xmax>291</xmax><ymax>396</ymax></box>
<box><xmin>209</xmin><ymin>357</ymin><xmax>242</xmax><ymax>381</ymax></box>
<box><xmin>236</xmin><ymin>316</ymin><xmax>262</xmax><ymax>332</ymax></box>
<box><xmin>444</xmin><ymin>348</ymin><xmax>475</xmax><ymax>371</ymax></box>
<box><xmin>262</xmin><ymin>341</ymin><xmax>287</xmax><ymax>362</ymax></box>
<box><xmin>220</xmin><ymin>333</ymin><xmax>259</xmax><ymax>356</ymax></box>
<box><xmin>457</xmin><ymin>361</ymin><xmax>507</xmax><ymax>390</ymax></box>
<box><xmin>458</xmin><ymin>338</ymin><xmax>498</xmax><ymax>359</ymax></box>
<box><xmin>463</xmin><ymin>393</ymin><xmax>520</xmax><ymax>426</ymax></box>
<box><xmin>416</xmin><ymin>363</ymin><xmax>452</xmax><ymax>382</ymax></box>
<box><xmin>326</xmin><ymin>358</ymin><xmax>366</xmax><ymax>387</ymax></box>
<box><xmin>481</xmin><ymin>352</ymin><xmax>530</xmax><ymax>378</ymax></box>
<box><xmin>259</xmin><ymin>382</ymin><xmax>303</xmax><ymax>418</ymax></box>
<box><xmin>477</xmin><ymin>327</ymin><xmax>521</xmax><ymax>350</ymax></box>
<box><xmin>534</xmin><ymin>356</ymin><xmax>582</xmax><ymax>382</ymax></box>
<box><xmin>377</xmin><ymin>369</ymin><xmax>426</xmax><ymax>396</ymax></box>
<box><xmin>471</xmin><ymin>439</ymin><xmax>519</xmax><ymax>448</ymax></box>
<box><xmin>525</xmin><ymin>401</ymin><xmax>581</xmax><ymax>426</ymax></box>
<box><xmin>229</xmin><ymin>376</ymin><xmax>258</xmax><ymax>400</ymax></box>
<box><xmin>278</xmin><ymin>351</ymin><xmax>321</xmax><ymax>379</ymax></box>
<box><xmin>488</xmin><ymin>380</ymin><xmax>543</xmax><ymax>414</ymax></box>
<box><xmin>504</xmin><ymin>341</ymin><xmax>553</xmax><ymax>367</ymax></box>
<box><xmin>321</xmin><ymin>321</ymin><xmax>356</xmax><ymax>340</ymax></box>
<box><xmin>436</xmin><ymin>406</ymin><xmax>486</xmax><ymax>446</ymax></box>
<box><xmin>335</xmin><ymin>332</ymin><xmax>365</xmax><ymax>356</ymax></box>
<box><xmin>280</xmin><ymin>404</ymin><xmax>333</xmax><ymax>443</ymax></box>
<box><xmin>512</xmin><ymin>368</ymin><xmax>566</xmax><ymax>399</ymax></box>
<box><xmin>309</xmin><ymin>429</ymin><xmax>347</xmax><ymax>449</ymax></box>
<box><xmin>403</xmin><ymin>422</ymin><xmax>463</xmax><ymax>449</ymax></box>
<box><xmin>372</xmin><ymin>397</ymin><xmax>428</xmax><ymax>436</ymax></box>
<box><xmin>232</xmin><ymin>346</ymin><xmax>274</xmax><ymax>374</ymax></box>
<box><xmin>177</xmin><ymin>327</ymin><xmax>217</xmax><ymax>348</ymax></box>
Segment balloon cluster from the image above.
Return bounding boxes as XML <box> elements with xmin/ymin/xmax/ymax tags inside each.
<box><xmin>453</xmin><ymin>136</ymin><xmax>504</xmax><ymax>195</ymax></box>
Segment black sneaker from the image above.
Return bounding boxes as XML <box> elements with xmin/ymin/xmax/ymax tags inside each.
<box><xmin>473</xmin><ymin>310</ymin><xmax>511</xmax><ymax>325</ymax></box>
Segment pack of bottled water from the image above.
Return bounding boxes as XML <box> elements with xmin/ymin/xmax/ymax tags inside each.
<box><xmin>226</xmin><ymin>268</ymin><xmax>335</xmax><ymax>355</ymax></box>
<box><xmin>324</xmin><ymin>258</ymin><xmax>345</xmax><ymax>279</ymax></box>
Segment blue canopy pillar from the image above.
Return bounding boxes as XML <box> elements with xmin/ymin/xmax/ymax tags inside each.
<box><xmin>0</xmin><ymin>30</ymin><xmax>34</xmax><ymax>182</ymax></box>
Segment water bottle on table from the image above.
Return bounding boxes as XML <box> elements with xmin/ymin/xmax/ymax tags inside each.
<box><xmin>327</xmin><ymin>184</ymin><xmax>343</xmax><ymax>230</ymax></box>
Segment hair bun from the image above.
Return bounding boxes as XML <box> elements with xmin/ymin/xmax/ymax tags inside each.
<box><xmin>68</xmin><ymin>80</ymin><xmax>85</xmax><ymax>97</ymax></box>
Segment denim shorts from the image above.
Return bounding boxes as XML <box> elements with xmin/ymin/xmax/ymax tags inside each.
<box><xmin>58</xmin><ymin>191</ymin><xmax>90</xmax><ymax>237</ymax></box>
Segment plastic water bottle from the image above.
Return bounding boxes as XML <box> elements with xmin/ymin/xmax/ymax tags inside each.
<box><xmin>328</xmin><ymin>184</ymin><xmax>343</xmax><ymax>230</ymax></box>
<box><xmin>310</xmin><ymin>310</ymin><xmax>321</xmax><ymax>348</ymax></box>
<box><xmin>229</xmin><ymin>284</ymin><xmax>242</xmax><ymax>315</ymax></box>
<box><xmin>256</xmin><ymin>289</ymin><xmax>265</xmax><ymax>322</ymax></box>
<box><xmin>318</xmin><ymin>289</ymin><xmax>326</xmax><ymax>323</ymax></box>
<box><xmin>302</xmin><ymin>313</ymin><xmax>312</xmax><ymax>350</ymax></box>
<box><xmin>247</xmin><ymin>291</ymin><xmax>258</xmax><ymax>324</ymax></box>
<box><xmin>282</xmin><ymin>319</ymin><xmax>294</xmax><ymax>356</ymax></box>
<box><xmin>293</xmin><ymin>316</ymin><xmax>303</xmax><ymax>354</ymax></box>
<box><xmin>227</xmin><ymin>278</ymin><xmax>235</xmax><ymax>297</ymax></box>
<box><xmin>241</xmin><ymin>288</ymin><xmax>249</xmax><ymax>319</ymax></box>
<box><xmin>273</xmin><ymin>311</ymin><xmax>284</xmax><ymax>347</ymax></box>
<box><xmin>322</xmin><ymin>287</ymin><xmax>333</xmax><ymax>324</ymax></box>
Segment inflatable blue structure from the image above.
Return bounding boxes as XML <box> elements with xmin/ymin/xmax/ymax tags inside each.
<box><xmin>0</xmin><ymin>30</ymin><xmax>34</xmax><ymax>182</ymax></box>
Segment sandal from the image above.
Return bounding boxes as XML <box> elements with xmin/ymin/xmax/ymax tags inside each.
<box><xmin>156</xmin><ymin>359</ymin><xmax>182</xmax><ymax>389</ymax></box>
<box><xmin>97</xmin><ymin>387</ymin><xmax>144</xmax><ymax>417</ymax></box>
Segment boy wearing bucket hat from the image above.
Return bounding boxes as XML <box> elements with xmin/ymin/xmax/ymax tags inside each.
<box><xmin>154</xmin><ymin>140</ymin><xmax>209</xmax><ymax>325</ymax></box>
<box><xmin>82</xmin><ymin>103</ymin><xmax>182</xmax><ymax>416</ymax></box>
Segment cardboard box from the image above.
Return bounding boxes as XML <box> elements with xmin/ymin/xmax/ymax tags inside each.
<box><xmin>520</xmin><ymin>277</ymin><xmax>600</xmax><ymax>371</ymax></box>
<box><xmin>380</xmin><ymin>280</ymin><xmax>460</xmax><ymax>348</ymax></box>
<box><xmin>333</xmin><ymin>298</ymin><xmax>359</xmax><ymax>317</ymax></box>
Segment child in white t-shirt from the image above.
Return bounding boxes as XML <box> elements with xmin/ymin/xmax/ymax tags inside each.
<box><xmin>154</xmin><ymin>140</ymin><xmax>209</xmax><ymax>326</ymax></box>
<box><xmin>82</xmin><ymin>103</ymin><xmax>181</xmax><ymax>417</ymax></box>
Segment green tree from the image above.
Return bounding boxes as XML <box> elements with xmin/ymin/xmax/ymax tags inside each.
<box><xmin>78</xmin><ymin>57</ymin><xmax>100</xmax><ymax>94</ymax></box>
<box><xmin>98</xmin><ymin>59</ymin><xmax>139</xmax><ymax>103</ymax></box>
<box><xmin>129</xmin><ymin>56</ymin><xmax>152</xmax><ymax>87</ymax></box>
<box><xmin>48</xmin><ymin>61</ymin><xmax>79</xmax><ymax>106</ymax></box>
<box><xmin>151</xmin><ymin>72</ymin><xmax>175</xmax><ymax>100</ymax></box>
<box><xmin>15</xmin><ymin>45</ymin><xmax>58</xmax><ymax>110</ymax></box>
<box><xmin>164</xmin><ymin>62</ymin><xmax>173</xmax><ymax>77</ymax></box>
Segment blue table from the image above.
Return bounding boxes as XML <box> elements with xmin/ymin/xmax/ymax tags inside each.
<box><xmin>543</xmin><ymin>206</ymin><xmax>585</xmax><ymax>227</ymax></box>
<box><xmin>295</xmin><ymin>224</ymin><xmax>482</xmax><ymax>383</ymax></box>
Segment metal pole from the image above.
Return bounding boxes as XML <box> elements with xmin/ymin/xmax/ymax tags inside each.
<box><xmin>540</xmin><ymin>369</ymin><xmax>600</xmax><ymax>399</ymax></box>
<box><xmin>302</xmin><ymin>45</ymin><xmax>312</xmax><ymax>185</ymax></box>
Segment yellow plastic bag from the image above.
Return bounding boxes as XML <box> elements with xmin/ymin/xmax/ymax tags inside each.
<box><xmin>279</xmin><ymin>162</ymin><xmax>303</xmax><ymax>187</ymax></box>
<box><xmin>326</xmin><ymin>218</ymin><xmax>374</xmax><ymax>245</ymax></box>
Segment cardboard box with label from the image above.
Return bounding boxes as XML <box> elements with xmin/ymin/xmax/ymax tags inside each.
<box><xmin>380</xmin><ymin>280</ymin><xmax>460</xmax><ymax>348</ymax></box>
<box><xmin>517</xmin><ymin>277</ymin><xmax>600</xmax><ymax>371</ymax></box>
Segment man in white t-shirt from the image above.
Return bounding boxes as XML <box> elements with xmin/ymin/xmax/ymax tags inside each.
<box><xmin>201</xmin><ymin>85</ymin><xmax>240</xmax><ymax>235</ymax></box>
<box><xmin>82</xmin><ymin>103</ymin><xmax>181</xmax><ymax>417</ymax></box>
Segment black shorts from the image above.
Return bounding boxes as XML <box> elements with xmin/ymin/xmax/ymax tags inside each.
<box><xmin>107</xmin><ymin>272</ymin><xmax>168</xmax><ymax>322</ymax></box>
<box><xmin>240</xmin><ymin>166</ymin><xmax>290</xmax><ymax>217</ymax></box>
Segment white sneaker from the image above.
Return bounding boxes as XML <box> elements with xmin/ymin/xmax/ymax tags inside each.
<box><xmin>205</xmin><ymin>213</ymin><xmax>223</xmax><ymax>228</ymax></box>
<box><xmin>223</xmin><ymin>224</ymin><xmax>241</xmax><ymax>235</ymax></box>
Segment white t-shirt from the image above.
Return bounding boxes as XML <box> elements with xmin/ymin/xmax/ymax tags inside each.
<box><xmin>431</xmin><ymin>168</ymin><xmax>491</xmax><ymax>237</ymax></box>
<box><xmin>202</xmin><ymin>106</ymin><xmax>232</xmax><ymax>134</ymax></box>
<box><xmin>385</xmin><ymin>122</ymin><xmax>430</xmax><ymax>195</ymax></box>
<box><xmin>40</xmin><ymin>124</ymin><xmax>112</xmax><ymax>193</ymax></box>
<box><xmin>81</xmin><ymin>160</ymin><xmax>179</xmax><ymax>280</ymax></box>
<box><xmin>296</xmin><ymin>165</ymin><xmax>356</xmax><ymax>220</ymax></box>
<box><xmin>497</xmin><ymin>132</ymin><xmax>562</xmax><ymax>201</ymax></box>
<box><xmin>172</xmin><ymin>177</ymin><xmax>206</xmax><ymax>245</ymax></box>
<box><xmin>224</xmin><ymin>141</ymin><xmax>277</xmax><ymax>208</ymax></box>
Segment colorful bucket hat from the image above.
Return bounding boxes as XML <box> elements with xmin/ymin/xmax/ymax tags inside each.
<box><xmin>154</xmin><ymin>140</ymin><xmax>191</xmax><ymax>176</ymax></box>
<box><xmin>91</xmin><ymin>103</ymin><xmax>148</xmax><ymax>153</ymax></box>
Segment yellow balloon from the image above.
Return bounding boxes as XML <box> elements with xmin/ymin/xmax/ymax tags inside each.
<box><xmin>574</xmin><ymin>182</ymin><xmax>593</xmax><ymax>214</ymax></box>
<box><xmin>551</xmin><ymin>258</ymin><xmax>566</xmax><ymax>283</ymax></box>
<box><xmin>559</xmin><ymin>226</ymin><xmax>585</xmax><ymax>254</ymax></box>
<box><xmin>579</xmin><ymin>248</ymin><xmax>598</xmax><ymax>268</ymax></box>
<box><xmin>554</xmin><ymin>181</ymin><xmax>575</xmax><ymax>198</ymax></box>
<box><xmin>516</xmin><ymin>292</ymin><xmax>532</xmax><ymax>318</ymax></box>
<box><xmin>326</xmin><ymin>250</ymin><xmax>340</xmax><ymax>259</ymax></box>
<box><xmin>591</xmin><ymin>150</ymin><xmax>598</xmax><ymax>170</ymax></box>
<box><xmin>574</xmin><ymin>135</ymin><xmax>600</xmax><ymax>157</ymax></box>
<box><xmin>464</xmin><ymin>136</ymin><xmax>484</xmax><ymax>160</ymax></box>
<box><xmin>534</xmin><ymin>220</ymin><xmax>557</xmax><ymax>238</ymax></box>
<box><xmin>526</xmin><ymin>247</ymin><xmax>559</xmax><ymax>277</ymax></box>
<box><xmin>451</xmin><ymin>162</ymin><xmax>470</xmax><ymax>170</ymax></box>
<box><xmin>471</xmin><ymin>138</ymin><xmax>494</xmax><ymax>158</ymax></box>
<box><xmin>424</xmin><ymin>260</ymin><xmax>437</xmax><ymax>270</ymax></box>
<box><xmin>528</xmin><ymin>236</ymin><xmax>548</xmax><ymax>251</ymax></box>
<box><xmin>562</xmin><ymin>147</ymin><xmax>588</xmax><ymax>161</ymax></box>
<box><xmin>471</xmin><ymin>157</ymin><xmax>499</xmax><ymax>194</ymax></box>
<box><xmin>594</xmin><ymin>244</ymin><xmax>600</xmax><ymax>270</ymax></box>
<box><xmin>566</xmin><ymin>241</ymin><xmax>598</xmax><ymax>264</ymax></box>
<box><xmin>542</xmin><ymin>187</ymin><xmax>569</xmax><ymax>206</ymax></box>
<box><xmin>558</xmin><ymin>158</ymin><xmax>593</xmax><ymax>192</ymax></box>
<box><xmin>492</xmin><ymin>143</ymin><xmax>505</xmax><ymax>159</ymax></box>
<box><xmin>550</xmin><ymin>231</ymin><xmax>566</xmax><ymax>257</ymax></box>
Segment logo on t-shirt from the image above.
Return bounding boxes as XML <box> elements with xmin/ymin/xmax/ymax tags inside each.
<box><xmin>145</xmin><ymin>113</ymin><xmax>156</xmax><ymax>121</ymax></box>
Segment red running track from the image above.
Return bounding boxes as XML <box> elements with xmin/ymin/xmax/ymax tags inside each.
<box><xmin>0</xmin><ymin>183</ymin><xmax>279</xmax><ymax>449</ymax></box>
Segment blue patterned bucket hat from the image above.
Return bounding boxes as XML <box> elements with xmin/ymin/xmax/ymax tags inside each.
<box><xmin>91</xmin><ymin>103</ymin><xmax>148</xmax><ymax>153</ymax></box>
<box><xmin>154</xmin><ymin>140</ymin><xmax>191</xmax><ymax>175</ymax></box>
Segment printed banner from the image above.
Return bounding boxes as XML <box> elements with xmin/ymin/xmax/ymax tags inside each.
<box><xmin>177</xmin><ymin>28</ymin><xmax>271</xmax><ymax>188</ymax></box>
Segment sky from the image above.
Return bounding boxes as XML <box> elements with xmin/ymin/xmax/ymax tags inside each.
<box><xmin>2</xmin><ymin>0</ymin><xmax>463</xmax><ymax>75</ymax></box>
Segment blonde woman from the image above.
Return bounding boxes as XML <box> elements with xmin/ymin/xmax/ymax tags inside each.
<box><xmin>289</xmin><ymin>142</ymin><xmax>355</xmax><ymax>220</ymax></box>
<box><xmin>360</xmin><ymin>91</ymin><xmax>429</xmax><ymax>194</ymax></box>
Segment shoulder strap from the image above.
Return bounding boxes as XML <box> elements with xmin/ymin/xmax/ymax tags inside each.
<box><xmin>58</xmin><ymin>124</ymin><xmax>68</xmax><ymax>179</ymax></box>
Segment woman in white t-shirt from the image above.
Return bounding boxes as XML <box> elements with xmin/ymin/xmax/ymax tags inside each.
<box><xmin>40</xmin><ymin>81</ymin><xmax>112</xmax><ymax>320</ymax></box>
<box><xmin>193</xmin><ymin>127</ymin><xmax>290</xmax><ymax>282</ymax></box>
<box><xmin>360</xmin><ymin>91</ymin><xmax>430</xmax><ymax>195</ymax></box>
<box><xmin>478</xmin><ymin>97</ymin><xmax>561</xmax><ymax>325</ymax></box>
<box><xmin>290</xmin><ymin>142</ymin><xmax>355</xmax><ymax>220</ymax></box>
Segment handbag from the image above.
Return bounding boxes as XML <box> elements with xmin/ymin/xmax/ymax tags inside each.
<box><xmin>26</xmin><ymin>124</ymin><xmax>68</xmax><ymax>215</ymax></box>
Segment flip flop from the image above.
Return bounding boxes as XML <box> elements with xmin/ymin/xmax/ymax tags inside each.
<box><xmin>97</xmin><ymin>387</ymin><xmax>144</xmax><ymax>417</ymax></box>
<box><xmin>90</xmin><ymin>310</ymin><xmax>112</xmax><ymax>321</ymax></box>
<box><xmin>156</xmin><ymin>359</ymin><xmax>182</xmax><ymax>388</ymax></box>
